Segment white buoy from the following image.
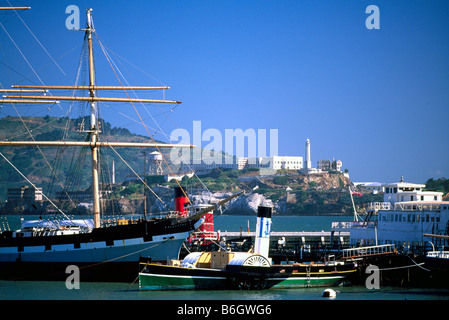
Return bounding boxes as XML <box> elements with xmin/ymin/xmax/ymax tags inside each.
<box><xmin>322</xmin><ymin>288</ymin><xmax>337</xmax><ymax>298</ymax></box>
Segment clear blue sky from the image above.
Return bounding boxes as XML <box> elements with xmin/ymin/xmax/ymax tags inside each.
<box><xmin>1</xmin><ymin>0</ymin><xmax>448</xmax><ymax>184</ymax></box>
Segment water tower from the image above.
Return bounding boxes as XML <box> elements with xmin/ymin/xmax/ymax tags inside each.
<box><xmin>149</xmin><ymin>151</ymin><xmax>163</xmax><ymax>175</ymax></box>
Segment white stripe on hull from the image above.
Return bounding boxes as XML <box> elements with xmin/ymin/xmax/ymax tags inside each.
<box><xmin>0</xmin><ymin>231</ymin><xmax>189</xmax><ymax>263</ymax></box>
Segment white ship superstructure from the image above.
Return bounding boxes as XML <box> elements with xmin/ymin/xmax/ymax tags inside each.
<box><xmin>333</xmin><ymin>177</ymin><xmax>449</xmax><ymax>252</ymax></box>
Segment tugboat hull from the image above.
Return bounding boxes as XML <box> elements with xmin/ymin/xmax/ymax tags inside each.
<box><xmin>139</xmin><ymin>260</ymin><xmax>357</xmax><ymax>290</ymax></box>
<box><xmin>139</xmin><ymin>263</ymin><xmax>228</xmax><ymax>290</ymax></box>
<box><xmin>226</xmin><ymin>263</ymin><xmax>356</xmax><ymax>289</ymax></box>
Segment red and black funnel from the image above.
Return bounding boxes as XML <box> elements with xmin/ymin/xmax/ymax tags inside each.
<box><xmin>174</xmin><ymin>187</ymin><xmax>189</xmax><ymax>217</ymax></box>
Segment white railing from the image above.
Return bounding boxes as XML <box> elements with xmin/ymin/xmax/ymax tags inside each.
<box><xmin>394</xmin><ymin>203</ymin><xmax>441</xmax><ymax>212</ymax></box>
<box><xmin>342</xmin><ymin>244</ymin><xmax>395</xmax><ymax>259</ymax></box>
<box><xmin>368</xmin><ymin>202</ymin><xmax>392</xmax><ymax>211</ymax></box>
<box><xmin>427</xmin><ymin>251</ymin><xmax>449</xmax><ymax>259</ymax></box>
<box><xmin>331</xmin><ymin>221</ymin><xmax>353</xmax><ymax>229</ymax></box>
<box><xmin>331</xmin><ymin>221</ymin><xmax>377</xmax><ymax>229</ymax></box>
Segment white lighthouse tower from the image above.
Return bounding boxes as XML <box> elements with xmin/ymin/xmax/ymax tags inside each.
<box><xmin>305</xmin><ymin>139</ymin><xmax>311</xmax><ymax>170</ymax></box>
<box><xmin>302</xmin><ymin>138</ymin><xmax>320</xmax><ymax>174</ymax></box>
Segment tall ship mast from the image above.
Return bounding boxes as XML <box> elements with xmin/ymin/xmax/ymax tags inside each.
<box><xmin>0</xmin><ymin>8</ymin><xmax>241</xmax><ymax>282</ymax></box>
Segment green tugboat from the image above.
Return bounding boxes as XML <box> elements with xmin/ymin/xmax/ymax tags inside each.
<box><xmin>139</xmin><ymin>206</ymin><xmax>357</xmax><ymax>290</ymax></box>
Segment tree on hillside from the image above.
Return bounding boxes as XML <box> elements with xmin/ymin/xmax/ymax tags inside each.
<box><xmin>425</xmin><ymin>178</ymin><xmax>449</xmax><ymax>194</ymax></box>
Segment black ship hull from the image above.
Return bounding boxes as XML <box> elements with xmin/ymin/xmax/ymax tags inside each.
<box><xmin>0</xmin><ymin>217</ymin><xmax>196</xmax><ymax>282</ymax></box>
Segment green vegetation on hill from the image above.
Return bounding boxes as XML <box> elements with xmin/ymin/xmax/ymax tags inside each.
<box><xmin>425</xmin><ymin>177</ymin><xmax>449</xmax><ymax>195</ymax></box>
<box><xmin>0</xmin><ymin>116</ymin><xmax>167</xmax><ymax>201</ymax></box>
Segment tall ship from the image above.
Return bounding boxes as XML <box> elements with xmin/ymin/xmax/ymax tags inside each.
<box><xmin>0</xmin><ymin>8</ymin><xmax>240</xmax><ymax>282</ymax></box>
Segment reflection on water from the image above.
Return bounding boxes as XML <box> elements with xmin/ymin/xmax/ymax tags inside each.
<box><xmin>2</xmin><ymin>281</ymin><xmax>449</xmax><ymax>300</ymax></box>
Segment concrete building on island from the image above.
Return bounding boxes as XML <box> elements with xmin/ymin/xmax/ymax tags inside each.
<box><xmin>182</xmin><ymin>155</ymin><xmax>303</xmax><ymax>173</ymax></box>
<box><xmin>179</xmin><ymin>138</ymin><xmax>343</xmax><ymax>176</ymax></box>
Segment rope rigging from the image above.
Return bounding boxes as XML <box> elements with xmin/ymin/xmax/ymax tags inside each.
<box><xmin>0</xmin><ymin>151</ymin><xmax>72</xmax><ymax>222</ymax></box>
<box><xmin>0</xmin><ymin>8</ymin><xmax>241</xmax><ymax>228</ymax></box>
<box><xmin>92</xmin><ymin>30</ymin><xmax>191</xmax><ymax>202</ymax></box>
<box><xmin>91</xmin><ymin>37</ymin><xmax>239</xmax><ymax>202</ymax></box>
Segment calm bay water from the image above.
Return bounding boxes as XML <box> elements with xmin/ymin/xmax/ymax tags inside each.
<box><xmin>1</xmin><ymin>215</ymin><xmax>449</xmax><ymax>301</ymax></box>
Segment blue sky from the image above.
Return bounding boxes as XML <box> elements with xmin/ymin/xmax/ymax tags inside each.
<box><xmin>0</xmin><ymin>0</ymin><xmax>448</xmax><ymax>184</ymax></box>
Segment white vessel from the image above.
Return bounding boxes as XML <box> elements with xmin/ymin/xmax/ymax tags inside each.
<box><xmin>332</xmin><ymin>177</ymin><xmax>449</xmax><ymax>253</ymax></box>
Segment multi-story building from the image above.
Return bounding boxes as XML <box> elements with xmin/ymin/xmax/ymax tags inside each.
<box><xmin>317</xmin><ymin>159</ymin><xmax>343</xmax><ymax>172</ymax></box>
<box><xmin>261</xmin><ymin>156</ymin><xmax>303</xmax><ymax>171</ymax></box>
<box><xmin>7</xmin><ymin>186</ymin><xmax>43</xmax><ymax>202</ymax></box>
<box><xmin>180</xmin><ymin>155</ymin><xmax>303</xmax><ymax>172</ymax></box>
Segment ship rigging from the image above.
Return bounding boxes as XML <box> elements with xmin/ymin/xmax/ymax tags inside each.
<box><xmin>0</xmin><ymin>7</ymin><xmax>242</xmax><ymax>281</ymax></box>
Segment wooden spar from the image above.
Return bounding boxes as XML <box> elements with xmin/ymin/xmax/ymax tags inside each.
<box><xmin>86</xmin><ymin>8</ymin><xmax>101</xmax><ymax>229</ymax></box>
<box><xmin>12</xmin><ymin>85</ymin><xmax>170</xmax><ymax>90</ymax></box>
<box><xmin>4</xmin><ymin>95</ymin><xmax>182</xmax><ymax>104</ymax></box>
<box><xmin>1</xmin><ymin>89</ymin><xmax>47</xmax><ymax>93</ymax></box>
<box><xmin>0</xmin><ymin>141</ymin><xmax>194</xmax><ymax>148</ymax></box>
<box><xmin>423</xmin><ymin>234</ymin><xmax>449</xmax><ymax>240</ymax></box>
<box><xmin>0</xmin><ymin>7</ymin><xmax>31</xmax><ymax>10</ymax></box>
<box><xmin>1</xmin><ymin>99</ymin><xmax>59</xmax><ymax>104</ymax></box>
